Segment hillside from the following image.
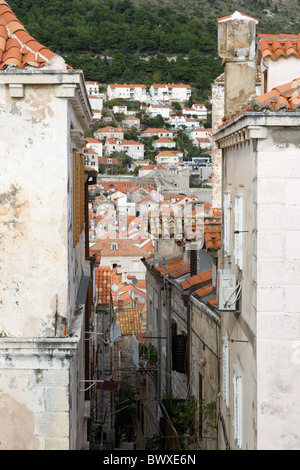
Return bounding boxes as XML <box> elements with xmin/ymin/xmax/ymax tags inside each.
<box><xmin>7</xmin><ymin>0</ymin><xmax>300</xmax><ymax>102</ymax></box>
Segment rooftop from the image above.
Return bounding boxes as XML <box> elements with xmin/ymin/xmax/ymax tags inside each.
<box><xmin>259</xmin><ymin>34</ymin><xmax>300</xmax><ymax>61</ymax></box>
<box><xmin>0</xmin><ymin>0</ymin><xmax>68</xmax><ymax>70</ymax></box>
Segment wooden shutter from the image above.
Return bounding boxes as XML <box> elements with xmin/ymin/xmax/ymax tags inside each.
<box><xmin>171</xmin><ymin>320</ymin><xmax>177</xmax><ymax>371</ymax></box>
<box><xmin>176</xmin><ymin>333</ymin><xmax>187</xmax><ymax>374</ymax></box>
<box><xmin>73</xmin><ymin>151</ymin><xmax>85</xmax><ymax>246</ymax></box>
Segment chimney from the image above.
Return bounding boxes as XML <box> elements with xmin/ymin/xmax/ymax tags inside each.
<box><xmin>217</xmin><ymin>11</ymin><xmax>259</xmax><ymax>120</ymax></box>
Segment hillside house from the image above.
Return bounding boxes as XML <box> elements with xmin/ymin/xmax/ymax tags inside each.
<box><xmin>83</xmin><ymin>147</ymin><xmax>98</xmax><ymax>168</ymax></box>
<box><xmin>182</xmin><ymin>104</ymin><xmax>208</xmax><ymax>120</ymax></box>
<box><xmin>107</xmin><ymin>83</ymin><xmax>147</xmax><ymax>101</ymax></box>
<box><xmin>167</xmin><ymin>115</ymin><xmax>200</xmax><ymax>130</ymax></box>
<box><xmin>122</xmin><ymin>115</ymin><xmax>141</xmax><ymax>128</ymax></box>
<box><xmin>150</xmin><ymin>83</ymin><xmax>192</xmax><ymax>102</ymax></box>
<box><xmin>94</xmin><ymin>126</ymin><xmax>124</xmax><ymax>141</ymax></box>
<box><xmin>147</xmin><ymin>104</ymin><xmax>170</xmax><ymax>119</ymax></box>
<box><xmin>103</xmin><ymin>138</ymin><xmax>144</xmax><ymax>160</ymax></box>
<box><xmin>86</xmin><ymin>137</ymin><xmax>103</xmax><ymax>157</ymax></box>
<box><xmin>152</xmin><ymin>137</ymin><xmax>177</xmax><ymax>150</ymax></box>
<box><xmin>85</xmin><ymin>80</ymin><xmax>101</xmax><ymax>95</ymax></box>
<box><xmin>141</xmin><ymin>127</ymin><xmax>174</xmax><ymax>139</ymax></box>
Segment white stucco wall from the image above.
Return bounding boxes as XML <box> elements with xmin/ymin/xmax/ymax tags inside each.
<box><xmin>216</xmin><ymin>115</ymin><xmax>300</xmax><ymax>450</ymax></box>
<box><xmin>256</xmin><ymin>131</ymin><xmax>300</xmax><ymax>450</ymax></box>
<box><xmin>262</xmin><ymin>56</ymin><xmax>300</xmax><ymax>92</ymax></box>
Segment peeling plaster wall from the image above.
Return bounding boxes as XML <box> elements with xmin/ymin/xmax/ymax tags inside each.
<box><xmin>0</xmin><ymin>83</ymin><xmax>69</xmax><ymax>337</ymax></box>
<box><xmin>0</xmin><ymin>71</ymin><xmax>92</xmax><ymax>450</ymax></box>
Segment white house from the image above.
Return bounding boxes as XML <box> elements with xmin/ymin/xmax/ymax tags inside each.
<box><xmin>86</xmin><ymin>137</ymin><xmax>103</xmax><ymax>157</ymax></box>
<box><xmin>141</xmin><ymin>127</ymin><xmax>174</xmax><ymax>139</ymax></box>
<box><xmin>83</xmin><ymin>147</ymin><xmax>98</xmax><ymax>168</ymax></box>
<box><xmin>189</xmin><ymin>128</ymin><xmax>213</xmax><ymax>149</ymax></box>
<box><xmin>85</xmin><ymin>80</ymin><xmax>100</xmax><ymax>95</ymax></box>
<box><xmin>88</xmin><ymin>95</ymin><xmax>103</xmax><ymax>112</ymax></box>
<box><xmin>122</xmin><ymin>115</ymin><xmax>141</xmax><ymax>128</ymax></box>
<box><xmin>167</xmin><ymin>115</ymin><xmax>200</xmax><ymax>130</ymax></box>
<box><xmin>182</xmin><ymin>104</ymin><xmax>208</xmax><ymax>120</ymax></box>
<box><xmin>155</xmin><ymin>150</ymin><xmax>181</xmax><ymax>166</ymax></box>
<box><xmin>150</xmin><ymin>83</ymin><xmax>192</xmax><ymax>102</ymax></box>
<box><xmin>152</xmin><ymin>138</ymin><xmax>177</xmax><ymax>150</ymax></box>
<box><xmin>107</xmin><ymin>83</ymin><xmax>147</xmax><ymax>101</ymax></box>
<box><xmin>147</xmin><ymin>104</ymin><xmax>170</xmax><ymax>119</ymax></box>
<box><xmin>104</xmin><ymin>138</ymin><xmax>144</xmax><ymax>160</ymax></box>
<box><xmin>94</xmin><ymin>126</ymin><xmax>124</xmax><ymax>141</ymax></box>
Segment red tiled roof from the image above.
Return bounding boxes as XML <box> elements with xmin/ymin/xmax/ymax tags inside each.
<box><xmin>259</xmin><ymin>34</ymin><xmax>300</xmax><ymax>60</ymax></box>
<box><xmin>204</xmin><ymin>220</ymin><xmax>222</xmax><ymax>251</ymax></box>
<box><xmin>108</xmin><ymin>83</ymin><xmax>146</xmax><ymax>89</ymax></box>
<box><xmin>95</xmin><ymin>267</ymin><xmax>111</xmax><ymax>306</ymax></box>
<box><xmin>218</xmin><ymin>78</ymin><xmax>300</xmax><ymax>129</ymax></box>
<box><xmin>155</xmin><ymin>257</ymin><xmax>190</xmax><ymax>279</ymax></box>
<box><xmin>195</xmin><ymin>284</ymin><xmax>213</xmax><ymax>298</ymax></box>
<box><xmin>117</xmin><ymin>307</ymin><xmax>143</xmax><ymax>335</ymax></box>
<box><xmin>0</xmin><ymin>1</ymin><xmax>67</xmax><ymax>69</ymax></box>
<box><xmin>180</xmin><ymin>269</ymin><xmax>212</xmax><ymax>291</ymax></box>
<box><xmin>251</xmin><ymin>79</ymin><xmax>300</xmax><ymax>111</ymax></box>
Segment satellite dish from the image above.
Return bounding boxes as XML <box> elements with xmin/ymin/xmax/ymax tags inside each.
<box><xmin>111</xmin><ymin>284</ymin><xmax>119</xmax><ymax>292</ymax></box>
<box><xmin>132</xmin><ymin>278</ymin><xmax>138</xmax><ymax>285</ymax></box>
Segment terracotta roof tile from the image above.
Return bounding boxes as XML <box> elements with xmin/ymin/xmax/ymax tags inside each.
<box><xmin>258</xmin><ymin>34</ymin><xmax>300</xmax><ymax>60</ymax></box>
<box><xmin>117</xmin><ymin>307</ymin><xmax>142</xmax><ymax>335</ymax></box>
<box><xmin>204</xmin><ymin>220</ymin><xmax>222</xmax><ymax>251</ymax></box>
<box><xmin>180</xmin><ymin>269</ymin><xmax>212</xmax><ymax>291</ymax></box>
<box><xmin>0</xmin><ymin>0</ymin><xmax>67</xmax><ymax>69</ymax></box>
<box><xmin>195</xmin><ymin>284</ymin><xmax>213</xmax><ymax>298</ymax></box>
<box><xmin>95</xmin><ymin>267</ymin><xmax>112</xmax><ymax>306</ymax></box>
<box><xmin>218</xmin><ymin>78</ymin><xmax>300</xmax><ymax>129</ymax></box>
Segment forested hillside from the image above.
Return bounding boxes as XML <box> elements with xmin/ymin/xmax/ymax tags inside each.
<box><xmin>8</xmin><ymin>0</ymin><xmax>300</xmax><ymax>101</ymax></box>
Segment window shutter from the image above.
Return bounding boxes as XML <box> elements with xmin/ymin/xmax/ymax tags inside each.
<box><xmin>80</xmin><ymin>154</ymin><xmax>85</xmax><ymax>232</ymax></box>
<box><xmin>171</xmin><ymin>320</ymin><xmax>177</xmax><ymax>371</ymax></box>
<box><xmin>223</xmin><ymin>192</ymin><xmax>231</xmax><ymax>254</ymax></box>
<box><xmin>233</xmin><ymin>364</ymin><xmax>242</xmax><ymax>448</ymax></box>
<box><xmin>73</xmin><ymin>151</ymin><xmax>80</xmax><ymax>246</ymax></box>
<box><xmin>234</xmin><ymin>195</ymin><xmax>243</xmax><ymax>269</ymax></box>
<box><xmin>73</xmin><ymin>151</ymin><xmax>85</xmax><ymax>247</ymax></box>
<box><xmin>176</xmin><ymin>333</ymin><xmax>187</xmax><ymax>374</ymax></box>
<box><xmin>222</xmin><ymin>337</ymin><xmax>229</xmax><ymax>407</ymax></box>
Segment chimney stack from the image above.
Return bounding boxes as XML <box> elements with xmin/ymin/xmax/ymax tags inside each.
<box><xmin>217</xmin><ymin>11</ymin><xmax>259</xmax><ymax>120</ymax></box>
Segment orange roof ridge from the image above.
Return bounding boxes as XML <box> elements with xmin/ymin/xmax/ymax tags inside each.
<box><xmin>0</xmin><ymin>0</ymin><xmax>68</xmax><ymax>70</ymax></box>
<box><xmin>259</xmin><ymin>36</ymin><xmax>300</xmax><ymax>61</ymax></box>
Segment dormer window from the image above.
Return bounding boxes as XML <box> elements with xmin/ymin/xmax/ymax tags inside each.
<box><xmin>111</xmin><ymin>243</ymin><xmax>118</xmax><ymax>251</ymax></box>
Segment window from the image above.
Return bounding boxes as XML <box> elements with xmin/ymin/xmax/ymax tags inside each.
<box><xmin>73</xmin><ymin>151</ymin><xmax>85</xmax><ymax>246</ymax></box>
<box><xmin>233</xmin><ymin>364</ymin><xmax>242</xmax><ymax>448</ymax></box>
<box><xmin>111</xmin><ymin>243</ymin><xmax>118</xmax><ymax>251</ymax></box>
<box><xmin>234</xmin><ymin>194</ymin><xmax>243</xmax><ymax>269</ymax></box>
<box><xmin>223</xmin><ymin>191</ymin><xmax>231</xmax><ymax>254</ymax></box>
<box><xmin>222</xmin><ymin>337</ymin><xmax>229</xmax><ymax>407</ymax></box>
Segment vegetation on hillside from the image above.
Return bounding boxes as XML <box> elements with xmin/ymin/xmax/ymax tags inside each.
<box><xmin>8</xmin><ymin>0</ymin><xmax>300</xmax><ymax>102</ymax></box>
